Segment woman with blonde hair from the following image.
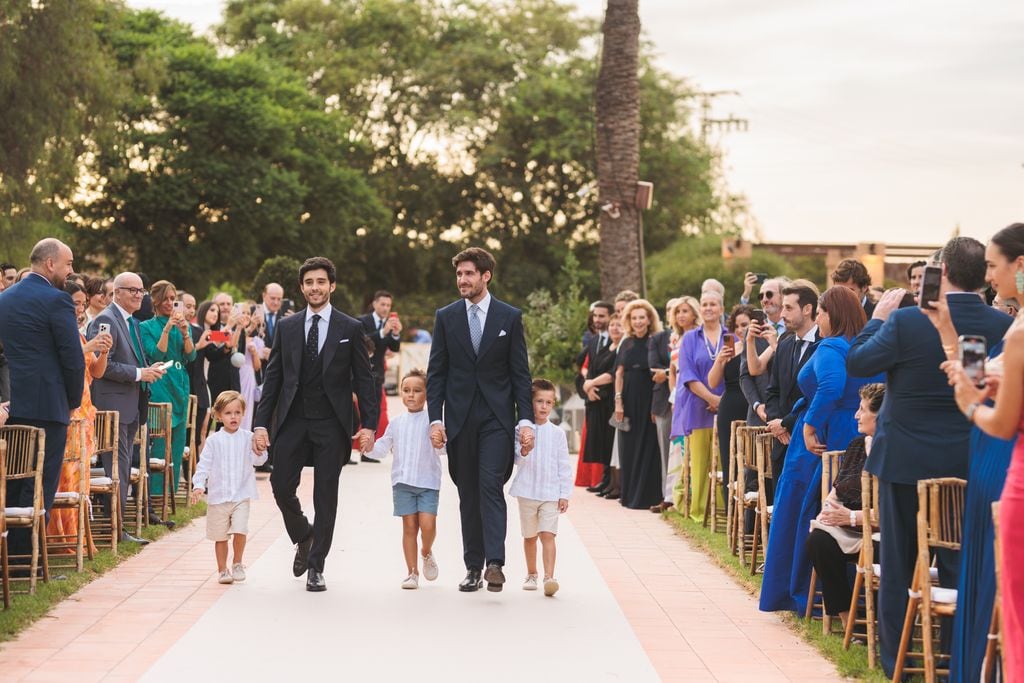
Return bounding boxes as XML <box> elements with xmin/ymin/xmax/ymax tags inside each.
<box><xmin>612</xmin><ymin>299</ymin><xmax>665</xmax><ymax>510</ymax></box>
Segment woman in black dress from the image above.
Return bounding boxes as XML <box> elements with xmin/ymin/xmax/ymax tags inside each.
<box><xmin>582</xmin><ymin>314</ymin><xmax>624</xmax><ymax>477</ymax></box>
<box><xmin>613</xmin><ymin>300</ymin><xmax>665</xmax><ymax>510</ymax></box>
<box><xmin>708</xmin><ymin>305</ymin><xmax>754</xmax><ymax>502</ymax></box>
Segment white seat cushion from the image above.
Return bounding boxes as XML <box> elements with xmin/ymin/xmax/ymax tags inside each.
<box><xmin>148</xmin><ymin>458</ymin><xmax>166</xmax><ymax>468</ymax></box>
<box><xmin>90</xmin><ymin>477</ymin><xmax>113</xmax><ymax>487</ymax></box>
<box><xmin>4</xmin><ymin>507</ymin><xmax>39</xmax><ymax>520</ymax></box>
<box><xmin>130</xmin><ymin>467</ymin><xmax>140</xmax><ymax>478</ymax></box>
<box><xmin>744</xmin><ymin>491</ymin><xmax>758</xmax><ymax>502</ymax></box>
<box><xmin>871</xmin><ymin>531</ymin><xmax>881</xmax><ymax>543</ymax></box>
<box><xmin>908</xmin><ymin>586</ymin><xmax>958</xmax><ymax>604</ymax></box>
<box><xmin>53</xmin><ymin>492</ymin><xmax>80</xmax><ymax>502</ymax></box>
<box><xmin>873</xmin><ymin>563</ymin><xmax>881</xmax><ymax>577</ymax></box>
<box><xmin>90</xmin><ymin>467</ymin><xmax>105</xmax><ymax>477</ymax></box>
<box><xmin>766</xmin><ymin>505</ymin><xmax>774</xmax><ymax>516</ymax></box>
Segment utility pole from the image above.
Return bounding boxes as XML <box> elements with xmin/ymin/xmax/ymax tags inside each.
<box><xmin>697</xmin><ymin>90</ymin><xmax>748</xmax><ymax>144</ymax></box>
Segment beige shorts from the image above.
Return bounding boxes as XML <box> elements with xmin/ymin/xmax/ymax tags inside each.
<box><xmin>206</xmin><ymin>500</ymin><xmax>251</xmax><ymax>541</ymax></box>
<box><xmin>517</xmin><ymin>498</ymin><xmax>559</xmax><ymax>538</ymax></box>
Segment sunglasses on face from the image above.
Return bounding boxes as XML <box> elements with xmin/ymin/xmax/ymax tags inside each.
<box><xmin>759</xmin><ymin>291</ymin><xmax>774</xmax><ymax>300</ymax></box>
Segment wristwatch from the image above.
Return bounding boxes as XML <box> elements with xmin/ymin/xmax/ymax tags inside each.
<box><xmin>965</xmin><ymin>401</ymin><xmax>981</xmax><ymax>423</ymax></box>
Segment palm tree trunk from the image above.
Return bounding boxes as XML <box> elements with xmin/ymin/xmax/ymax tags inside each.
<box><xmin>595</xmin><ymin>0</ymin><xmax>642</xmax><ymax>299</ymax></box>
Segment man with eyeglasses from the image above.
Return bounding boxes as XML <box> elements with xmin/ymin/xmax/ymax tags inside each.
<box><xmin>88</xmin><ymin>272</ymin><xmax>168</xmax><ymax>544</ymax></box>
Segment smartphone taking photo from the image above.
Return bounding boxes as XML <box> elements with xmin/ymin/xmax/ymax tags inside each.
<box><xmin>959</xmin><ymin>335</ymin><xmax>987</xmax><ymax>387</ymax></box>
<box><xmin>97</xmin><ymin>323</ymin><xmax>110</xmax><ymax>336</ymax></box>
<box><xmin>919</xmin><ymin>264</ymin><xmax>943</xmax><ymax>310</ymax></box>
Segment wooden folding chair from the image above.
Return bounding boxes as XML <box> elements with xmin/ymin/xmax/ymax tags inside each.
<box><xmin>733</xmin><ymin>426</ymin><xmax>769</xmax><ymax>564</ymax></box>
<box><xmin>805</xmin><ymin>450</ymin><xmax>844</xmax><ymax>634</ymax></box>
<box><xmin>704</xmin><ymin>420</ymin><xmax>727</xmax><ymax>531</ymax></box>
<box><xmin>844</xmin><ymin>471</ymin><xmax>881</xmax><ymax>667</ymax></box>
<box><xmin>88</xmin><ymin>410</ymin><xmax>120</xmax><ymax>554</ymax></box>
<box><xmin>1</xmin><ymin>439</ymin><xmax>9</xmax><ymax>609</ymax></box>
<box><xmin>724</xmin><ymin>419</ymin><xmax>745</xmax><ymax>553</ymax></box>
<box><xmin>982</xmin><ymin>501</ymin><xmax>1003</xmax><ymax>682</ymax></box>
<box><xmin>0</xmin><ymin>425</ymin><xmax>49</xmax><ymax>594</ymax></box>
<box><xmin>146</xmin><ymin>402</ymin><xmax>174</xmax><ymax>519</ymax></box>
<box><xmin>748</xmin><ymin>432</ymin><xmax>775</xmax><ymax>575</ymax></box>
<box><xmin>47</xmin><ymin>418</ymin><xmax>90</xmax><ymax>571</ymax></box>
<box><xmin>179</xmin><ymin>394</ymin><xmax>198</xmax><ymax>507</ymax></box>
<box><xmin>893</xmin><ymin>477</ymin><xmax>966</xmax><ymax>683</ymax></box>
<box><xmin>125</xmin><ymin>422</ymin><xmax>148</xmax><ymax>535</ymax></box>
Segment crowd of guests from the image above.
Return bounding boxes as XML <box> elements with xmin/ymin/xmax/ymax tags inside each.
<box><xmin>0</xmin><ymin>239</ymin><xmax>407</xmax><ymax>557</ymax></box>
<box><xmin>575</xmin><ymin>229</ymin><xmax>1024</xmax><ymax>682</ymax></box>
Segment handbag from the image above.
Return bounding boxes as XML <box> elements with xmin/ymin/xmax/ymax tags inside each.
<box><xmin>608</xmin><ymin>414</ymin><xmax>631</xmax><ymax>432</ymax></box>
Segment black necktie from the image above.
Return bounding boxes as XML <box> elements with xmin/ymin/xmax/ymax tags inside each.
<box><xmin>377</xmin><ymin>316</ymin><xmax>384</xmax><ymax>332</ymax></box>
<box><xmin>307</xmin><ymin>314</ymin><xmax>321</xmax><ymax>361</ymax></box>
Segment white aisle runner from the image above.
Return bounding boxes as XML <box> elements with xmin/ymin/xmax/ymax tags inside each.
<box><xmin>142</xmin><ymin>443</ymin><xmax>659</xmax><ymax>682</ymax></box>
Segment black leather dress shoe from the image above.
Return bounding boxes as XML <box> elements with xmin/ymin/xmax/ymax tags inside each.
<box><xmin>585</xmin><ymin>484</ymin><xmax>602</xmax><ymax>493</ymax></box>
<box><xmin>122</xmin><ymin>532</ymin><xmax>150</xmax><ymax>545</ymax></box>
<box><xmin>484</xmin><ymin>562</ymin><xmax>505</xmax><ymax>592</ymax></box>
<box><xmin>458</xmin><ymin>569</ymin><xmax>483</xmax><ymax>592</ymax></box>
<box><xmin>306</xmin><ymin>569</ymin><xmax>326</xmax><ymax>592</ymax></box>
<box><xmin>360</xmin><ymin>454</ymin><xmax>382</xmax><ymax>463</ymax></box>
<box><xmin>255</xmin><ymin>464</ymin><xmax>273</xmax><ymax>473</ymax></box>
<box><xmin>293</xmin><ymin>533</ymin><xmax>313</xmax><ymax>577</ymax></box>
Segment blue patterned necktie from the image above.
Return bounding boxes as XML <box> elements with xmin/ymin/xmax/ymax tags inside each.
<box><xmin>468</xmin><ymin>304</ymin><xmax>482</xmax><ymax>354</ymax></box>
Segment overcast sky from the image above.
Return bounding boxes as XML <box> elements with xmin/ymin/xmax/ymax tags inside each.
<box><xmin>129</xmin><ymin>0</ymin><xmax>1024</xmax><ymax>245</ymax></box>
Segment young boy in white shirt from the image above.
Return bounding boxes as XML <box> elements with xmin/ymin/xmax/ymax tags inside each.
<box><xmin>509</xmin><ymin>378</ymin><xmax>573</xmax><ymax>596</ymax></box>
<box><xmin>366</xmin><ymin>369</ymin><xmax>443</xmax><ymax>589</ymax></box>
<box><xmin>190</xmin><ymin>390</ymin><xmax>268</xmax><ymax>584</ymax></box>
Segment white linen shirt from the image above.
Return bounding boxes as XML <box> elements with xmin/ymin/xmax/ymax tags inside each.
<box><xmin>509</xmin><ymin>421</ymin><xmax>573</xmax><ymax>502</ymax></box>
<box><xmin>371</xmin><ymin>409</ymin><xmax>444</xmax><ymax>490</ymax></box>
<box><xmin>191</xmin><ymin>429</ymin><xmax>268</xmax><ymax>504</ymax></box>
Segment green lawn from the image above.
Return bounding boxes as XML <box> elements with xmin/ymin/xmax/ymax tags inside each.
<box><xmin>0</xmin><ymin>501</ymin><xmax>206</xmax><ymax>642</ymax></box>
<box><xmin>662</xmin><ymin>509</ymin><xmax>889</xmax><ymax>682</ymax></box>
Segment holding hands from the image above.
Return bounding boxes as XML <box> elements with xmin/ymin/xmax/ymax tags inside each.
<box><xmin>357</xmin><ymin>428</ymin><xmax>375</xmax><ymax>453</ymax></box>
<box><xmin>253</xmin><ymin>427</ymin><xmax>270</xmax><ymax>454</ymax></box>
<box><xmin>429</xmin><ymin>423</ymin><xmax>446</xmax><ymax>449</ymax></box>
<box><xmin>519</xmin><ymin>425</ymin><xmax>535</xmax><ymax>456</ymax></box>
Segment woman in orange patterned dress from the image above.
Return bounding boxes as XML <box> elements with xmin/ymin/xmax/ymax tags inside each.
<box><xmin>46</xmin><ymin>281</ymin><xmax>111</xmax><ymax>551</ymax></box>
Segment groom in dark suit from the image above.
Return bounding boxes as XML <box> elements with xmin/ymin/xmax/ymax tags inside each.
<box><xmin>847</xmin><ymin>237</ymin><xmax>1013</xmax><ymax>677</ymax></box>
<box><xmin>253</xmin><ymin>257</ymin><xmax>378</xmax><ymax>592</ymax></box>
<box><xmin>427</xmin><ymin>247</ymin><xmax>534</xmax><ymax>592</ymax></box>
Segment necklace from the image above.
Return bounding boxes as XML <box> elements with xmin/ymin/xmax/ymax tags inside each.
<box><xmin>701</xmin><ymin>325</ymin><xmax>723</xmax><ymax>361</ymax></box>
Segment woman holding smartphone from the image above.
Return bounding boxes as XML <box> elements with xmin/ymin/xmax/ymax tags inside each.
<box><xmin>708</xmin><ymin>305</ymin><xmax>754</xmax><ymax>503</ymax></box>
<box><xmin>140</xmin><ymin>280</ymin><xmax>195</xmax><ymax>509</ymax></box>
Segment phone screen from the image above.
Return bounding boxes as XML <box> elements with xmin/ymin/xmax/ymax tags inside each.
<box><xmin>919</xmin><ymin>265</ymin><xmax>943</xmax><ymax>310</ymax></box>
<box><xmin>754</xmin><ymin>273</ymin><xmax>769</xmax><ymax>285</ymax></box>
<box><xmin>960</xmin><ymin>335</ymin><xmax>987</xmax><ymax>387</ymax></box>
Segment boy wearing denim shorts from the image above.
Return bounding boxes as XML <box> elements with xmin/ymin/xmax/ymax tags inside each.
<box><xmin>509</xmin><ymin>379</ymin><xmax>572</xmax><ymax>596</ymax></box>
<box><xmin>367</xmin><ymin>369</ymin><xmax>443</xmax><ymax>589</ymax></box>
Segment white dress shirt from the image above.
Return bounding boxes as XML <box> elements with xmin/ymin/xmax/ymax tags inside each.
<box><xmin>465</xmin><ymin>291</ymin><xmax>491</xmax><ymax>331</ymax></box>
<box><xmin>372</xmin><ymin>311</ymin><xmax>400</xmax><ymax>340</ymax></box>
<box><xmin>304</xmin><ymin>304</ymin><xmax>332</xmax><ymax>354</ymax></box>
<box><xmin>797</xmin><ymin>324</ymin><xmax>819</xmax><ymax>362</ymax></box>
<box><xmin>191</xmin><ymin>428</ymin><xmax>268</xmax><ymax>504</ymax></box>
<box><xmin>509</xmin><ymin>421</ymin><xmax>573</xmax><ymax>502</ymax></box>
<box><xmin>371</xmin><ymin>409</ymin><xmax>444</xmax><ymax>490</ymax></box>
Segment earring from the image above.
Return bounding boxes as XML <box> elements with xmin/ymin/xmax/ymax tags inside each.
<box><xmin>1016</xmin><ymin>270</ymin><xmax>1024</xmax><ymax>294</ymax></box>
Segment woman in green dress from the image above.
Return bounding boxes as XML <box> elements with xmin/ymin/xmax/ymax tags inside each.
<box><xmin>140</xmin><ymin>280</ymin><xmax>195</xmax><ymax>500</ymax></box>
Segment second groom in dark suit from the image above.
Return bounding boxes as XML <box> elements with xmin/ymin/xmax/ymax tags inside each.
<box><xmin>427</xmin><ymin>247</ymin><xmax>534</xmax><ymax>592</ymax></box>
<box><xmin>253</xmin><ymin>257</ymin><xmax>378</xmax><ymax>592</ymax></box>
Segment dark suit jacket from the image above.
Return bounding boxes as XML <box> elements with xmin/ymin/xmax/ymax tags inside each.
<box><xmin>848</xmin><ymin>293</ymin><xmax>1012</xmax><ymax>484</ymax></box>
<box><xmin>739</xmin><ymin>336</ymin><xmax>771</xmax><ymax>425</ymax></box>
<box><xmin>254</xmin><ymin>306</ymin><xmax>378</xmax><ymax>439</ymax></box>
<box><xmin>765</xmin><ymin>330</ymin><xmax>820</xmax><ymax>433</ymax></box>
<box><xmin>88</xmin><ymin>303</ymin><xmax>148</xmax><ymax>424</ymax></box>
<box><xmin>648</xmin><ymin>330</ymin><xmax>671</xmax><ymax>417</ymax></box>
<box><xmin>358</xmin><ymin>313</ymin><xmax>400</xmax><ymax>386</ymax></box>
<box><xmin>0</xmin><ymin>274</ymin><xmax>84</xmax><ymax>424</ymax></box>
<box><xmin>426</xmin><ymin>296</ymin><xmax>534</xmax><ymax>441</ymax></box>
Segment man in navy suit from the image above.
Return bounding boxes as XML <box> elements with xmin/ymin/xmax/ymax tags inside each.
<box><xmin>427</xmin><ymin>247</ymin><xmax>534</xmax><ymax>592</ymax></box>
<box><xmin>847</xmin><ymin>237</ymin><xmax>1012</xmax><ymax>677</ymax></box>
<box><xmin>0</xmin><ymin>239</ymin><xmax>86</xmax><ymax>560</ymax></box>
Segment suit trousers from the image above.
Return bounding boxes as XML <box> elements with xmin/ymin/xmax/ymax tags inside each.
<box><xmin>447</xmin><ymin>398</ymin><xmax>513</xmax><ymax>569</ymax></box>
<box><xmin>877</xmin><ymin>479</ymin><xmax>958</xmax><ymax>676</ymax></box>
<box><xmin>103</xmin><ymin>417</ymin><xmax>138</xmax><ymax>527</ymax></box>
<box><xmin>270</xmin><ymin>416</ymin><xmax>347</xmax><ymax>573</ymax></box>
<box><xmin>5</xmin><ymin>417</ymin><xmax>67</xmax><ymax>558</ymax></box>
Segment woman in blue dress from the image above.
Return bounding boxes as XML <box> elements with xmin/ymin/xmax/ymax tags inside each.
<box><xmin>760</xmin><ymin>286</ymin><xmax>882</xmax><ymax>613</ymax></box>
<box><xmin>923</xmin><ymin>223</ymin><xmax>1023</xmax><ymax>681</ymax></box>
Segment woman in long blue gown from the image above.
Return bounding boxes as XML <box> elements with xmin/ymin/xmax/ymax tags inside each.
<box><xmin>760</xmin><ymin>286</ymin><xmax>882</xmax><ymax>613</ymax></box>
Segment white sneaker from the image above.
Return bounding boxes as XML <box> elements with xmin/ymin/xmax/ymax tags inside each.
<box><xmin>523</xmin><ymin>574</ymin><xmax>538</xmax><ymax>591</ymax></box>
<box><xmin>422</xmin><ymin>553</ymin><xmax>439</xmax><ymax>581</ymax></box>
<box><xmin>543</xmin><ymin>577</ymin><xmax>559</xmax><ymax>597</ymax></box>
<box><xmin>402</xmin><ymin>573</ymin><xmax>419</xmax><ymax>590</ymax></box>
<box><xmin>231</xmin><ymin>563</ymin><xmax>246</xmax><ymax>582</ymax></box>
<box><xmin>218</xmin><ymin>570</ymin><xmax>234</xmax><ymax>585</ymax></box>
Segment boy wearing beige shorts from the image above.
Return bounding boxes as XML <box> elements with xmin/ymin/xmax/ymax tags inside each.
<box><xmin>509</xmin><ymin>379</ymin><xmax>573</xmax><ymax>597</ymax></box>
<box><xmin>191</xmin><ymin>391</ymin><xmax>268</xmax><ymax>584</ymax></box>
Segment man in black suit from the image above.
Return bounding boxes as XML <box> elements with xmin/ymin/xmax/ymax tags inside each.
<box><xmin>847</xmin><ymin>237</ymin><xmax>1012</xmax><ymax>677</ymax></box>
<box><xmin>765</xmin><ymin>281</ymin><xmax>821</xmax><ymax>495</ymax></box>
<box><xmin>259</xmin><ymin>282</ymin><xmax>285</xmax><ymax>350</ymax></box>
<box><xmin>831</xmin><ymin>258</ymin><xmax>876</xmax><ymax>318</ymax></box>
<box><xmin>0</xmin><ymin>239</ymin><xmax>87</xmax><ymax>559</ymax></box>
<box><xmin>358</xmin><ymin>290</ymin><xmax>402</xmax><ymax>463</ymax></box>
<box><xmin>253</xmin><ymin>257</ymin><xmax>378</xmax><ymax>592</ymax></box>
<box><xmin>427</xmin><ymin>247</ymin><xmax>534</xmax><ymax>593</ymax></box>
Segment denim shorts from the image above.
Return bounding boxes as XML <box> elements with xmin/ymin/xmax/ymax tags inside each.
<box><xmin>392</xmin><ymin>483</ymin><xmax>439</xmax><ymax>517</ymax></box>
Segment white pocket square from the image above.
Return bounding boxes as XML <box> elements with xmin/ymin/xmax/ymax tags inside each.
<box><xmin>499</xmin><ymin>330</ymin><xmax>508</xmax><ymax>337</ymax></box>
<box><xmin>339</xmin><ymin>339</ymin><xmax>350</xmax><ymax>344</ymax></box>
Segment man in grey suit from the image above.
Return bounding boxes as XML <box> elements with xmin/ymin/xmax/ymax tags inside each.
<box><xmin>87</xmin><ymin>272</ymin><xmax>166</xmax><ymax>544</ymax></box>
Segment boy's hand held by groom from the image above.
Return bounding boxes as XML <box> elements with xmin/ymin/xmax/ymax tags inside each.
<box><xmin>190</xmin><ymin>488</ymin><xmax>204</xmax><ymax>505</ymax></box>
